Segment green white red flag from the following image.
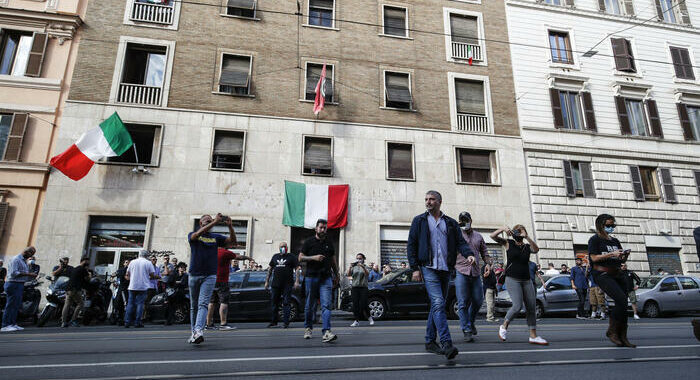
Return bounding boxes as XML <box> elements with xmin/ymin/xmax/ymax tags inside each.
<box><xmin>282</xmin><ymin>181</ymin><xmax>349</xmax><ymax>229</ymax></box>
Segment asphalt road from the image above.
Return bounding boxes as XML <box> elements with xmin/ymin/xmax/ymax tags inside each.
<box><xmin>0</xmin><ymin>316</ymin><xmax>698</xmax><ymax>380</ymax></box>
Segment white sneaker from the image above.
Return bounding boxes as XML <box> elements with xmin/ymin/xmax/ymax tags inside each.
<box><xmin>498</xmin><ymin>325</ymin><xmax>507</xmax><ymax>341</ymax></box>
<box><xmin>11</xmin><ymin>325</ymin><xmax>24</xmax><ymax>331</ymax></box>
<box><xmin>322</xmin><ymin>330</ymin><xmax>337</xmax><ymax>343</ymax></box>
<box><xmin>633</xmin><ymin>314</ymin><xmax>641</xmax><ymax>320</ymax></box>
<box><xmin>350</xmin><ymin>320</ymin><xmax>359</xmax><ymax>327</ymax></box>
<box><xmin>1</xmin><ymin>326</ymin><xmax>18</xmax><ymax>332</ymax></box>
<box><xmin>192</xmin><ymin>329</ymin><xmax>204</xmax><ymax>344</ymax></box>
<box><xmin>529</xmin><ymin>336</ymin><xmax>548</xmax><ymax>345</ymax></box>
<box><xmin>369</xmin><ymin>317</ymin><xmax>375</xmax><ymax>326</ymax></box>
<box><xmin>600</xmin><ymin>312</ymin><xmax>607</xmax><ymax>320</ymax></box>
<box><xmin>590</xmin><ymin>312</ymin><xmax>596</xmax><ymax>319</ymax></box>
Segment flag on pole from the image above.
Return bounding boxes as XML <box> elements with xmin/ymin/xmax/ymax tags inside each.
<box><xmin>467</xmin><ymin>45</ymin><xmax>473</xmax><ymax>66</ymax></box>
<box><xmin>50</xmin><ymin>112</ymin><xmax>133</xmax><ymax>181</ymax></box>
<box><xmin>313</xmin><ymin>64</ymin><xmax>327</xmax><ymax>115</ymax></box>
<box><xmin>282</xmin><ymin>181</ymin><xmax>349</xmax><ymax>229</ymax></box>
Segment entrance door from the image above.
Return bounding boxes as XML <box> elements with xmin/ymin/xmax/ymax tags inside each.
<box><xmin>89</xmin><ymin>248</ymin><xmax>140</xmax><ymax>276</ymax></box>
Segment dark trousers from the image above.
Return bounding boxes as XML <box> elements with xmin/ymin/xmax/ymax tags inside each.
<box><xmin>592</xmin><ymin>270</ymin><xmax>628</xmax><ymax>323</ymax></box>
<box><xmin>575</xmin><ymin>288</ymin><xmax>588</xmax><ymax>317</ymax></box>
<box><xmin>351</xmin><ymin>286</ymin><xmax>369</xmax><ymax>321</ymax></box>
<box><xmin>2</xmin><ymin>282</ymin><xmax>23</xmax><ymax>327</ymax></box>
<box><xmin>270</xmin><ymin>284</ymin><xmax>292</xmax><ymax>325</ymax></box>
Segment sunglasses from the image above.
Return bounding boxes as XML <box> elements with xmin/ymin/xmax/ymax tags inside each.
<box><xmin>605</xmin><ymin>224</ymin><xmax>617</xmax><ymax>228</ymax></box>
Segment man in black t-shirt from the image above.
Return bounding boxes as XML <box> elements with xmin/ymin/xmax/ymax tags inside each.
<box><xmin>265</xmin><ymin>242</ymin><xmax>300</xmax><ymax>328</ymax></box>
<box><xmin>61</xmin><ymin>257</ymin><xmax>90</xmax><ymax>327</ymax></box>
<box><xmin>52</xmin><ymin>257</ymin><xmax>74</xmax><ymax>278</ymax></box>
<box><xmin>298</xmin><ymin>219</ymin><xmax>339</xmax><ymax>343</ymax></box>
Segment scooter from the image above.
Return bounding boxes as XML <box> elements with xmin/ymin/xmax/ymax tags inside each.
<box><xmin>108</xmin><ymin>278</ymin><xmax>128</xmax><ymax>325</ymax></box>
<box><xmin>81</xmin><ymin>276</ymin><xmax>112</xmax><ymax>326</ymax></box>
<box><xmin>0</xmin><ymin>276</ymin><xmax>43</xmax><ymax>325</ymax></box>
<box><xmin>37</xmin><ymin>276</ymin><xmax>69</xmax><ymax>327</ymax></box>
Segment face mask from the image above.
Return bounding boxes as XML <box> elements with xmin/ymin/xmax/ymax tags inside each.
<box><xmin>460</xmin><ymin>223</ymin><xmax>471</xmax><ymax>231</ymax></box>
<box><xmin>604</xmin><ymin>226</ymin><xmax>615</xmax><ymax>234</ymax></box>
<box><xmin>280</xmin><ymin>247</ymin><xmax>287</xmax><ymax>254</ymax></box>
<box><xmin>29</xmin><ymin>260</ymin><xmax>36</xmax><ymax>265</ymax></box>
<box><xmin>513</xmin><ymin>235</ymin><xmax>524</xmax><ymax>242</ymax></box>
<box><xmin>357</xmin><ymin>258</ymin><xmax>364</xmax><ymax>264</ymax></box>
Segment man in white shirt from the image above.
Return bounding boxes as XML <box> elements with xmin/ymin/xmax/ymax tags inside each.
<box><xmin>124</xmin><ymin>250</ymin><xmax>156</xmax><ymax>328</ymax></box>
<box><xmin>543</xmin><ymin>263</ymin><xmax>560</xmax><ymax>276</ymax></box>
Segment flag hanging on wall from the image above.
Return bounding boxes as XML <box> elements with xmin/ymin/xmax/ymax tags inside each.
<box><xmin>283</xmin><ymin>180</ymin><xmax>349</xmax><ymax>229</ymax></box>
<box><xmin>313</xmin><ymin>64</ymin><xmax>327</xmax><ymax>115</ymax></box>
<box><xmin>49</xmin><ymin>112</ymin><xmax>133</xmax><ymax>181</ymax></box>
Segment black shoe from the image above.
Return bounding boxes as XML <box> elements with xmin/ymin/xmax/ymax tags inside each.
<box><xmin>267</xmin><ymin>322</ymin><xmax>278</xmax><ymax>328</ymax></box>
<box><xmin>442</xmin><ymin>343</ymin><xmax>459</xmax><ymax>360</ymax></box>
<box><xmin>425</xmin><ymin>341</ymin><xmax>444</xmax><ymax>355</ymax></box>
<box><xmin>61</xmin><ymin>323</ymin><xmax>69</xmax><ymax>328</ymax></box>
<box><xmin>135</xmin><ymin>324</ymin><xmax>144</xmax><ymax>328</ymax></box>
<box><xmin>124</xmin><ymin>325</ymin><xmax>130</xmax><ymax>328</ymax></box>
<box><xmin>471</xmin><ymin>325</ymin><xmax>478</xmax><ymax>336</ymax></box>
<box><xmin>463</xmin><ymin>330</ymin><xmax>474</xmax><ymax>342</ymax></box>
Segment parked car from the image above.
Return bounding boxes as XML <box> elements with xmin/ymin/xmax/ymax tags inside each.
<box><xmin>495</xmin><ymin>275</ymin><xmax>580</xmax><ymax>318</ymax></box>
<box><xmin>610</xmin><ymin>275</ymin><xmax>700</xmax><ymax>318</ymax></box>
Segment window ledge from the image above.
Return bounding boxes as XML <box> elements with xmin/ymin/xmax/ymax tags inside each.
<box><xmin>302</xmin><ymin>172</ymin><xmax>333</xmax><ymax>177</ymax></box>
<box><xmin>455</xmin><ymin>181</ymin><xmax>501</xmax><ymax>187</ymax></box>
<box><xmin>219</xmin><ymin>14</ymin><xmax>261</xmax><ymax>21</ymax></box>
<box><xmin>386</xmin><ymin>177</ymin><xmax>416</xmax><ymax>182</ymax></box>
<box><xmin>298</xmin><ymin>99</ymin><xmax>339</xmax><ymax>105</ymax></box>
<box><xmin>0</xmin><ymin>75</ymin><xmax>61</xmax><ymax>91</ymax></box>
<box><xmin>380</xmin><ymin>106</ymin><xmax>416</xmax><ymax>112</ymax></box>
<box><xmin>613</xmin><ymin>70</ymin><xmax>643</xmax><ymax>79</ymax></box>
<box><xmin>549</xmin><ymin>62</ymin><xmax>579</xmax><ymax>70</ymax></box>
<box><xmin>212</xmin><ymin>91</ymin><xmax>256</xmax><ymax>98</ymax></box>
<box><xmin>555</xmin><ymin>128</ymin><xmax>597</xmax><ymax>135</ymax></box>
<box><xmin>302</xmin><ymin>24</ymin><xmax>340</xmax><ymax>31</ymax></box>
<box><xmin>0</xmin><ymin>161</ymin><xmax>50</xmax><ymax>172</ymax></box>
<box><xmin>621</xmin><ymin>134</ymin><xmax>663</xmax><ymax>141</ymax></box>
<box><xmin>209</xmin><ymin>167</ymin><xmax>244</xmax><ymax>172</ymax></box>
<box><xmin>673</xmin><ymin>78</ymin><xmax>699</xmax><ymax>86</ymax></box>
<box><xmin>98</xmin><ymin>162</ymin><xmax>159</xmax><ymax>168</ymax></box>
<box><xmin>378</xmin><ymin>33</ymin><xmax>413</xmax><ymax>40</ymax></box>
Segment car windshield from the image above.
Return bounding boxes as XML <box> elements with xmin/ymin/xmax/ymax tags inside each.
<box><xmin>639</xmin><ymin>276</ymin><xmax>662</xmax><ymax>289</ymax></box>
<box><xmin>375</xmin><ymin>270</ymin><xmax>407</xmax><ymax>285</ymax></box>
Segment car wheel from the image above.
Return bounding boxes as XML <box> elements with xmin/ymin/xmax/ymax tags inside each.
<box><xmin>535</xmin><ymin>302</ymin><xmax>544</xmax><ymax>319</ymax></box>
<box><xmin>279</xmin><ymin>300</ymin><xmax>299</xmax><ymax>322</ymax></box>
<box><xmin>174</xmin><ymin>304</ymin><xmax>189</xmax><ymax>324</ymax></box>
<box><xmin>368</xmin><ymin>297</ymin><xmax>387</xmax><ymax>320</ymax></box>
<box><xmin>643</xmin><ymin>301</ymin><xmax>660</xmax><ymax>318</ymax></box>
<box><xmin>448</xmin><ymin>298</ymin><xmax>459</xmax><ymax>320</ymax></box>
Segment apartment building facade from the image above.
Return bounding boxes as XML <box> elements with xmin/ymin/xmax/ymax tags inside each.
<box><xmin>0</xmin><ymin>0</ymin><xmax>83</xmax><ymax>258</ymax></box>
<box><xmin>507</xmin><ymin>0</ymin><xmax>700</xmax><ymax>275</ymax></box>
<box><xmin>36</xmin><ymin>0</ymin><xmax>532</xmax><ymax>274</ymax></box>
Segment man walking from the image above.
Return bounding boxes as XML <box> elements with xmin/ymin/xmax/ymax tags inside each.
<box><xmin>570</xmin><ymin>258</ymin><xmax>589</xmax><ymax>320</ymax></box>
<box><xmin>455</xmin><ymin>211</ymin><xmax>487</xmax><ymax>342</ymax></box>
<box><xmin>299</xmin><ymin>219</ymin><xmax>339</xmax><ymax>343</ymax></box>
<box><xmin>265</xmin><ymin>242</ymin><xmax>299</xmax><ymax>328</ymax></box>
<box><xmin>124</xmin><ymin>250</ymin><xmax>156</xmax><ymax>328</ymax></box>
<box><xmin>621</xmin><ymin>263</ymin><xmax>641</xmax><ymax>320</ymax></box>
<box><xmin>207</xmin><ymin>242</ymin><xmax>250</xmax><ymax>330</ymax></box>
<box><xmin>61</xmin><ymin>257</ymin><xmax>90</xmax><ymax>327</ymax></box>
<box><xmin>588</xmin><ymin>270</ymin><xmax>606</xmax><ymax>319</ymax></box>
<box><xmin>1</xmin><ymin>247</ymin><xmax>37</xmax><ymax>332</ymax></box>
<box><xmin>482</xmin><ymin>256</ymin><xmax>498</xmax><ymax>322</ymax></box>
<box><xmin>188</xmin><ymin>214</ymin><xmax>236</xmax><ymax>344</ymax></box>
<box><xmin>407</xmin><ymin>191</ymin><xmax>473</xmax><ymax>359</ymax></box>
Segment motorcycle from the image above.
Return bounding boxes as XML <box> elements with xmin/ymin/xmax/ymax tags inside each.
<box><xmin>147</xmin><ymin>286</ymin><xmax>190</xmax><ymax>325</ymax></box>
<box><xmin>0</xmin><ymin>276</ymin><xmax>43</xmax><ymax>325</ymax></box>
<box><xmin>108</xmin><ymin>278</ymin><xmax>128</xmax><ymax>325</ymax></box>
<box><xmin>81</xmin><ymin>276</ymin><xmax>112</xmax><ymax>326</ymax></box>
<box><xmin>37</xmin><ymin>276</ymin><xmax>69</xmax><ymax>327</ymax></box>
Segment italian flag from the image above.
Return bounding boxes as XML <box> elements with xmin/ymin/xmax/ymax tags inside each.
<box><xmin>283</xmin><ymin>181</ymin><xmax>349</xmax><ymax>229</ymax></box>
<box><xmin>50</xmin><ymin>112</ymin><xmax>133</xmax><ymax>181</ymax></box>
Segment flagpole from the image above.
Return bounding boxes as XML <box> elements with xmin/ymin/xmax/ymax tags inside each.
<box><xmin>132</xmin><ymin>144</ymin><xmax>139</xmax><ymax>164</ymax></box>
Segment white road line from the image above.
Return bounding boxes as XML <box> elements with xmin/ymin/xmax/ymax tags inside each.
<box><xmin>1</xmin><ymin>344</ymin><xmax>698</xmax><ymax>370</ymax></box>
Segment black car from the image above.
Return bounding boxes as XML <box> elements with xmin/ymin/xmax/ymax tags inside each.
<box><xmin>340</xmin><ymin>268</ymin><xmax>460</xmax><ymax>320</ymax></box>
<box><xmin>148</xmin><ymin>270</ymin><xmax>305</xmax><ymax>323</ymax></box>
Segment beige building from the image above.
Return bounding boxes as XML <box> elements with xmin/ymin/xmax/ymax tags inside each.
<box><xmin>37</xmin><ymin>0</ymin><xmax>532</xmax><ymax>273</ymax></box>
<box><xmin>0</xmin><ymin>0</ymin><xmax>83</xmax><ymax>259</ymax></box>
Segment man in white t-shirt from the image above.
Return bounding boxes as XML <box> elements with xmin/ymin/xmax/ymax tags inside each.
<box><xmin>543</xmin><ymin>263</ymin><xmax>560</xmax><ymax>276</ymax></box>
<box><xmin>124</xmin><ymin>250</ymin><xmax>156</xmax><ymax>328</ymax></box>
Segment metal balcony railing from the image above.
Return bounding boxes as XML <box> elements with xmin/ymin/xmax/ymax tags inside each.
<box><xmin>130</xmin><ymin>1</ymin><xmax>174</xmax><ymax>25</ymax></box>
<box><xmin>117</xmin><ymin>83</ymin><xmax>163</xmax><ymax>106</ymax></box>
<box><xmin>451</xmin><ymin>41</ymin><xmax>482</xmax><ymax>62</ymax></box>
<box><xmin>456</xmin><ymin>113</ymin><xmax>489</xmax><ymax>134</ymax></box>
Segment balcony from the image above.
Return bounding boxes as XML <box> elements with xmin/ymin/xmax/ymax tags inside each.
<box><xmin>117</xmin><ymin>83</ymin><xmax>162</xmax><ymax>106</ymax></box>
<box><xmin>456</xmin><ymin>113</ymin><xmax>489</xmax><ymax>134</ymax></box>
<box><xmin>130</xmin><ymin>1</ymin><xmax>174</xmax><ymax>25</ymax></box>
<box><xmin>451</xmin><ymin>42</ymin><xmax>482</xmax><ymax>62</ymax></box>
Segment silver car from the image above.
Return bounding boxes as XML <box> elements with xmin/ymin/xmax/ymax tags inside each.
<box><xmin>625</xmin><ymin>275</ymin><xmax>700</xmax><ymax>318</ymax></box>
<box><xmin>495</xmin><ymin>275</ymin><xmax>580</xmax><ymax>318</ymax></box>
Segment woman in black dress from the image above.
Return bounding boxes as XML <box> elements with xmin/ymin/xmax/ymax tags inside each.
<box><xmin>588</xmin><ymin>213</ymin><xmax>635</xmax><ymax>348</ymax></box>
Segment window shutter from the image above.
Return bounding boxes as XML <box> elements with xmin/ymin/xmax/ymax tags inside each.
<box><xmin>597</xmin><ymin>0</ymin><xmax>606</xmax><ymax>12</ymax></box>
<box><xmin>611</xmin><ymin>38</ymin><xmax>626</xmax><ymax>71</ymax></box>
<box><xmin>580</xmin><ymin>162</ymin><xmax>596</xmax><ymax>198</ymax></box>
<box><xmin>549</xmin><ymin>88</ymin><xmax>564</xmax><ymax>128</ymax></box>
<box><xmin>24</xmin><ymin>32</ymin><xmax>48</xmax><ymax>77</ymax></box>
<box><xmin>384</xmin><ymin>7</ymin><xmax>406</xmax><ymax>36</ymax></box>
<box><xmin>450</xmin><ymin>14</ymin><xmax>479</xmax><ymax>45</ymax></box>
<box><xmin>677</xmin><ymin>0</ymin><xmax>691</xmax><ymax>25</ymax></box>
<box><xmin>615</xmin><ymin>96</ymin><xmax>632</xmax><ymax>135</ymax></box>
<box><xmin>622</xmin><ymin>0</ymin><xmax>635</xmax><ymax>15</ymax></box>
<box><xmin>0</xmin><ymin>201</ymin><xmax>8</xmax><ymax>237</ymax></box>
<box><xmin>629</xmin><ymin>165</ymin><xmax>645</xmax><ymax>201</ymax></box>
<box><xmin>227</xmin><ymin>0</ymin><xmax>256</xmax><ymax>10</ymax></box>
<box><xmin>563</xmin><ymin>160</ymin><xmax>576</xmax><ymax>197</ymax></box>
<box><xmin>645</xmin><ymin>99</ymin><xmax>663</xmax><ymax>138</ymax></box>
<box><xmin>219</xmin><ymin>55</ymin><xmax>251</xmax><ymax>87</ymax></box>
<box><xmin>694</xmin><ymin>171</ymin><xmax>700</xmax><ymax>199</ymax></box>
<box><xmin>655</xmin><ymin>0</ymin><xmax>665</xmax><ymax>20</ymax></box>
<box><xmin>455</xmin><ymin>79</ymin><xmax>485</xmax><ymax>115</ymax></box>
<box><xmin>623</xmin><ymin>39</ymin><xmax>636</xmax><ymax>72</ymax></box>
<box><xmin>385</xmin><ymin>72</ymin><xmax>412</xmax><ymax>104</ymax></box>
<box><xmin>304</xmin><ymin>138</ymin><xmax>332</xmax><ymax>172</ymax></box>
<box><xmin>677</xmin><ymin>103</ymin><xmax>694</xmax><ymax>140</ymax></box>
<box><xmin>2</xmin><ymin>113</ymin><xmax>29</xmax><ymax>161</ymax></box>
<box><xmin>387</xmin><ymin>144</ymin><xmax>413</xmax><ymax>179</ymax></box>
<box><xmin>679</xmin><ymin>48</ymin><xmax>695</xmax><ymax>80</ymax></box>
<box><xmin>658</xmin><ymin>168</ymin><xmax>677</xmax><ymax>203</ymax></box>
<box><xmin>670</xmin><ymin>47</ymin><xmax>685</xmax><ymax>78</ymax></box>
<box><xmin>581</xmin><ymin>92</ymin><xmax>597</xmax><ymax>131</ymax></box>
<box><xmin>213</xmin><ymin>132</ymin><xmax>244</xmax><ymax>156</ymax></box>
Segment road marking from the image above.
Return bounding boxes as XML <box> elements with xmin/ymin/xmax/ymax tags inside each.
<box><xmin>1</xmin><ymin>344</ymin><xmax>698</xmax><ymax>370</ymax></box>
<box><xmin>44</xmin><ymin>355</ymin><xmax>700</xmax><ymax>380</ymax></box>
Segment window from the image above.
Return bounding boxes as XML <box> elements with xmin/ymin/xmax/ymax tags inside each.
<box><xmin>226</xmin><ymin>0</ymin><xmax>256</xmax><ymax>18</ymax></box>
<box><xmin>0</xmin><ymin>30</ymin><xmax>47</xmax><ymax>77</ymax></box>
<box><xmin>548</xmin><ymin>31</ymin><xmax>573</xmax><ymax>64</ymax></box>
<box><xmin>544</xmin><ymin>0</ymin><xmax>573</xmax><ymax>6</ymax></box>
<box><xmin>679</xmin><ymin>277</ymin><xmax>699</xmax><ymax>290</ymax></box>
<box><xmin>615</xmin><ymin>97</ymin><xmax>663</xmax><ymax>137</ymax></box>
<box><xmin>304</xmin><ymin>63</ymin><xmax>334</xmax><ymax>102</ymax></box>
<box><xmin>308</xmin><ymin>0</ymin><xmax>334</xmax><ymax>28</ymax></box>
<box><xmin>384</xmin><ymin>71</ymin><xmax>412</xmax><ymax>110</ymax></box>
<box><xmin>599</xmin><ymin>0</ymin><xmax>634</xmax><ymax>16</ymax></box>
<box><xmin>105</xmin><ymin>123</ymin><xmax>162</xmax><ymax>166</ymax></box>
<box><xmin>383</xmin><ymin>6</ymin><xmax>407</xmax><ymax>37</ymax></box>
<box><xmin>677</xmin><ymin>104</ymin><xmax>700</xmax><ymax>141</ymax></box>
<box><xmin>456</xmin><ymin>148</ymin><xmax>492</xmax><ymax>184</ymax></box>
<box><xmin>659</xmin><ymin>277</ymin><xmax>680</xmax><ymax>290</ymax></box>
<box><xmin>387</xmin><ymin>142</ymin><xmax>414</xmax><ymax>180</ymax></box>
<box><xmin>454</xmin><ymin>78</ymin><xmax>489</xmax><ymax>133</ymax></box>
<box><xmin>245</xmin><ymin>272</ymin><xmax>267</xmax><ymax>288</ymax></box>
<box><xmin>549</xmin><ymin>89</ymin><xmax>596</xmax><ymax>131</ymax></box>
<box><xmin>117</xmin><ymin>42</ymin><xmax>168</xmax><ymax>106</ymax></box>
<box><xmin>449</xmin><ymin>13</ymin><xmax>481</xmax><ymax>61</ymax></box>
<box><xmin>228</xmin><ymin>272</ymin><xmax>244</xmax><ymax>288</ymax></box>
<box><xmin>611</xmin><ymin>38</ymin><xmax>636</xmax><ymax>73</ymax></box>
<box><xmin>0</xmin><ymin>113</ymin><xmax>28</xmax><ymax>162</ymax></box>
<box><xmin>629</xmin><ymin>166</ymin><xmax>677</xmax><ymax>203</ymax></box>
<box><xmin>548</xmin><ymin>276</ymin><xmax>573</xmax><ymax>290</ymax></box>
<box><xmin>563</xmin><ymin>161</ymin><xmax>595</xmax><ymax>198</ymax></box>
<box><xmin>211</xmin><ymin>130</ymin><xmax>245</xmax><ymax>171</ymax></box>
<box><xmin>670</xmin><ymin>47</ymin><xmax>695</xmax><ymax>80</ymax></box>
<box><xmin>695</xmin><ymin>171</ymin><xmax>700</xmax><ymax>199</ymax></box>
<box><xmin>192</xmin><ymin>217</ymin><xmax>248</xmax><ymax>252</ymax></box>
<box><xmin>656</xmin><ymin>0</ymin><xmax>691</xmax><ymax>25</ymax></box>
<box><xmin>303</xmin><ymin>136</ymin><xmax>332</xmax><ymax>176</ymax></box>
<box><xmin>219</xmin><ymin>54</ymin><xmax>252</xmax><ymax>95</ymax></box>
<box><xmin>130</xmin><ymin>0</ymin><xmax>176</xmax><ymax>25</ymax></box>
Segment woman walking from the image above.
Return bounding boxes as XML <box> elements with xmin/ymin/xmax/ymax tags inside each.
<box><xmin>491</xmin><ymin>225</ymin><xmax>547</xmax><ymax>345</ymax></box>
<box><xmin>347</xmin><ymin>253</ymin><xmax>374</xmax><ymax>327</ymax></box>
<box><xmin>588</xmin><ymin>214</ymin><xmax>635</xmax><ymax>347</ymax></box>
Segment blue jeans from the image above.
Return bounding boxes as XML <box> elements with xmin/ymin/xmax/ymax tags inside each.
<box><xmin>304</xmin><ymin>276</ymin><xmax>332</xmax><ymax>331</ymax></box>
<box><xmin>455</xmin><ymin>272</ymin><xmax>484</xmax><ymax>332</ymax></box>
<box><xmin>2</xmin><ymin>282</ymin><xmax>24</xmax><ymax>327</ymax></box>
<box><xmin>189</xmin><ymin>274</ymin><xmax>217</xmax><ymax>333</ymax></box>
<box><xmin>124</xmin><ymin>290</ymin><xmax>148</xmax><ymax>327</ymax></box>
<box><xmin>422</xmin><ymin>267</ymin><xmax>452</xmax><ymax>345</ymax></box>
